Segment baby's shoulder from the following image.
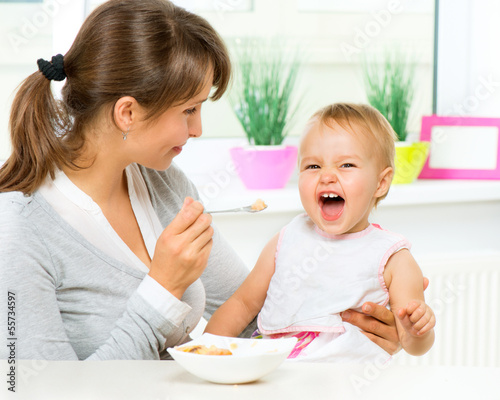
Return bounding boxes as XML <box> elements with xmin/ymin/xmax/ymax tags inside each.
<box><xmin>370</xmin><ymin>224</ymin><xmax>409</xmax><ymax>245</ymax></box>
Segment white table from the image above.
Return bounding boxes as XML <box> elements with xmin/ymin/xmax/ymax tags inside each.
<box><xmin>2</xmin><ymin>360</ymin><xmax>498</xmax><ymax>400</ymax></box>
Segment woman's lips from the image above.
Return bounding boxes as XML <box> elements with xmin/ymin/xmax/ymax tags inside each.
<box><xmin>172</xmin><ymin>146</ymin><xmax>183</xmax><ymax>154</ymax></box>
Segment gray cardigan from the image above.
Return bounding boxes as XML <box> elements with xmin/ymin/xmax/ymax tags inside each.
<box><xmin>0</xmin><ymin>164</ymin><xmax>249</xmax><ymax>360</ymax></box>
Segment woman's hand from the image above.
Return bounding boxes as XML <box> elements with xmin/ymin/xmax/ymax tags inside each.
<box><xmin>341</xmin><ymin>277</ymin><xmax>429</xmax><ymax>355</ymax></box>
<box><xmin>148</xmin><ymin>197</ymin><xmax>213</xmax><ymax>299</ymax></box>
<box><xmin>341</xmin><ymin>303</ymin><xmax>401</xmax><ymax>354</ymax></box>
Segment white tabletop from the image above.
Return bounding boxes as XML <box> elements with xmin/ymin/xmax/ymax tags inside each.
<box><xmin>3</xmin><ymin>360</ymin><xmax>498</xmax><ymax>400</ymax></box>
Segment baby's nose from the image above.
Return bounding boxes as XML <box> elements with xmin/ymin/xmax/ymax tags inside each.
<box><xmin>320</xmin><ymin>169</ymin><xmax>338</xmax><ymax>183</ymax></box>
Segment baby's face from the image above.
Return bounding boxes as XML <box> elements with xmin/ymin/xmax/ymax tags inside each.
<box><xmin>298</xmin><ymin>120</ymin><xmax>387</xmax><ymax>235</ymax></box>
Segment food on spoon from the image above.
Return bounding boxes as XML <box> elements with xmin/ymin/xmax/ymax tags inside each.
<box><xmin>176</xmin><ymin>344</ymin><xmax>232</xmax><ymax>356</ymax></box>
<box><xmin>251</xmin><ymin>198</ymin><xmax>267</xmax><ymax>211</ymax></box>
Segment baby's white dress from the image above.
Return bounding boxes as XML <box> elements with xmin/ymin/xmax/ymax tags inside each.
<box><xmin>257</xmin><ymin>214</ymin><xmax>410</xmax><ymax>363</ymax></box>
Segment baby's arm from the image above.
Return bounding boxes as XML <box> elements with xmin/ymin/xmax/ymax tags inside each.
<box><xmin>204</xmin><ymin>233</ymin><xmax>279</xmax><ymax>337</ymax></box>
<box><xmin>384</xmin><ymin>249</ymin><xmax>435</xmax><ymax>356</ymax></box>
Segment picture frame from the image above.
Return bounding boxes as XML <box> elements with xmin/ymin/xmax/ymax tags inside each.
<box><xmin>418</xmin><ymin>115</ymin><xmax>500</xmax><ymax>180</ymax></box>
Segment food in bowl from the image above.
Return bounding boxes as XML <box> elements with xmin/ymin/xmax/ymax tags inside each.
<box><xmin>176</xmin><ymin>344</ymin><xmax>232</xmax><ymax>356</ymax></box>
<box><xmin>167</xmin><ymin>334</ymin><xmax>298</xmax><ymax>384</ymax></box>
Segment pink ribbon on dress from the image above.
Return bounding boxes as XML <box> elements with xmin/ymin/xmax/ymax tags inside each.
<box><xmin>270</xmin><ymin>331</ymin><xmax>320</xmax><ymax>359</ymax></box>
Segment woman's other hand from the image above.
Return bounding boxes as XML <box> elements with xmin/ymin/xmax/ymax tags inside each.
<box><xmin>149</xmin><ymin>197</ymin><xmax>213</xmax><ymax>299</ymax></box>
<box><xmin>341</xmin><ymin>277</ymin><xmax>429</xmax><ymax>354</ymax></box>
<box><xmin>341</xmin><ymin>303</ymin><xmax>401</xmax><ymax>354</ymax></box>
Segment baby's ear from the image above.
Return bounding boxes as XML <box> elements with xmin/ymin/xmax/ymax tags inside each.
<box><xmin>375</xmin><ymin>167</ymin><xmax>393</xmax><ymax>198</ymax></box>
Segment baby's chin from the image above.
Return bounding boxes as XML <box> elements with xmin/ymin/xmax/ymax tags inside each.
<box><xmin>310</xmin><ymin>216</ymin><xmax>343</xmax><ymax>236</ymax></box>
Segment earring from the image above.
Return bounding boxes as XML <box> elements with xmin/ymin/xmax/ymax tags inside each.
<box><xmin>122</xmin><ymin>126</ymin><xmax>130</xmax><ymax>141</ymax></box>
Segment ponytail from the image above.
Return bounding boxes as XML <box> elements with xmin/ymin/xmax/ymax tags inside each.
<box><xmin>0</xmin><ymin>71</ymin><xmax>72</xmax><ymax>194</ymax></box>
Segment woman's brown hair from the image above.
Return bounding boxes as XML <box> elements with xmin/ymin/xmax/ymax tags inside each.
<box><xmin>0</xmin><ymin>0</ymin><xmax>231</xmax><ymax>194</ymax></box>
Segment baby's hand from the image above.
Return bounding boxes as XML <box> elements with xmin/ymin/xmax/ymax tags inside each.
<box><xmin>396</xmin><ymin>300</ymin><xmax>435</xmax><ymax>337</ymax></box>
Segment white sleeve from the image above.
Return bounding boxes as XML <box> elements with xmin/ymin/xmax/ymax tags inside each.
<box><xmin>136</xmin><ymin>275</ymin><xmax>192</xmax><ymax>326</ymax></box>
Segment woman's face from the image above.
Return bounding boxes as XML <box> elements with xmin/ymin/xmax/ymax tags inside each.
<box><xmin>130</xmin><ymin>73</ymin><xmax>214</xmax><ymax>171</ymax></box>
<box><xmin>298</xmin><ymin>120</ymin><xmax>389</xmax><ymax>235</ymax></box>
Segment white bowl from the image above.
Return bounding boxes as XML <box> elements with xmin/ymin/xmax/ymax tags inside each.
<box><xmin>167</xmin><ymin>333</ymin><xmax>297</xmax><ymax>384</ymax></box>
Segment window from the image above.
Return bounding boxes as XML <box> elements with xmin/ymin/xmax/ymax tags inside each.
<box><xmin>0</xmin><ymin>0</ymin><xmax>435</xmax><ymax>160</ymax></box>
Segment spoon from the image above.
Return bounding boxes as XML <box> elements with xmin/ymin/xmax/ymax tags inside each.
<box><xmin>206</xmin><ymin>199</ymin><xmax>267</xmax><ymax>214</ymax></box>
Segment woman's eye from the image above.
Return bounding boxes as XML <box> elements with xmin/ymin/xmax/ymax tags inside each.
<box><xmin>184</xmin><ymin>107</ymin><xmax>197</xmax><ymax>115</ymax></box>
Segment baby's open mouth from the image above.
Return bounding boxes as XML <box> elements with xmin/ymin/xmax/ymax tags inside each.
<box><xmin>319</xmin><ymin>192</ymin><xmax>345</xmax><ymax>220</ymax></box>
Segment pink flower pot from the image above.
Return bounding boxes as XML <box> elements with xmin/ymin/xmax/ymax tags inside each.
<box><xmin>230</xmin><ymin>145</ymin><xmax>298</xmax><ymax>189</ymax></box>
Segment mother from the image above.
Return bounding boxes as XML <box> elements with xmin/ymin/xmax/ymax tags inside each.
<box><xmin>0</xmin><ymin>0</ymin><xmax>400</xmax><ymax>360</ymax></box>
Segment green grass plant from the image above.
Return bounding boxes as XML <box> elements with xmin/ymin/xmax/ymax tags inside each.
<box><xmin>231</xmin><ymin>41</ymin><xmax>301</xmax><ymax>146</ymax></box>
<box><xmin>363</xmin><ymin>50</ymin><xmax>415</xmax><ymax>141</ymax></box>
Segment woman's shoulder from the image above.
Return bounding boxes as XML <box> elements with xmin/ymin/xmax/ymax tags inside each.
<box><xmin>0</xmin><ymin>192</ymin><xmax>52</xmax><ymax>241</ymax></box>
<box><xmin>0</xmin><ymin>191</ymin><xmax>35</xmax><ymax>220</ymax></box>
<box><xmin>0</xmin><ymin>191</ymin><xmax>51</xmax><ymax>260</ymax></box>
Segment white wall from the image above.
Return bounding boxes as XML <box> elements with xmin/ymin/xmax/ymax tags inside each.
<box><xmin>0</xmin><ymin>0</ymin><xmax>435</xmax><ymax>160</ymax></box>
<box><xmin>195</xmin><ymin>0</ymin><xmax>435</xmax><ymax>140</ymax></box>
<box><xmin>0</xmin><ymin>2</ymin><xmax>53</xmax><ymax>159</ymax></box>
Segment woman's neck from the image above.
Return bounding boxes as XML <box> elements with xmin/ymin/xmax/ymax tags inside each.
<box><xmin>62</xmin><ymin>133</ymin><xmax>130</xmax><ymax>208</ymax></box>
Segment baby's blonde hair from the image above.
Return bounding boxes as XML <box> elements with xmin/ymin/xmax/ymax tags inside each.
<box><xmin>304</xmin><ymin>103</ymin><xmax>397</xmax><ymax>205</ymax></box>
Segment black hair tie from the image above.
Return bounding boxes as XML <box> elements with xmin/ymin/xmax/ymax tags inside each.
<box><xmin>37</xmin><ymin>54</ymin><xmax>66</xmax><ymax>81</ymax></box>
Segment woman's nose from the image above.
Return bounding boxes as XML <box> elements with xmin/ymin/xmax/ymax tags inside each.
<box><xmin>188</xmin><ymin>115</ymin><xmax>202</xmax><ymax>138</ymax></box>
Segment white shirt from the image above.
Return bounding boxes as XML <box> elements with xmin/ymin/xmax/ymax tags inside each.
<box><xmin>38</xmin><ymin>163</ymin><xmax>191</xmax><ymax>325</ymax></box>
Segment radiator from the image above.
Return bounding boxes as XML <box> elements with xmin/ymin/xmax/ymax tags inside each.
<box><xmin>394</xmin><ymin>252</ymin><xmax>500</xmax><ymax>367</ymax></box>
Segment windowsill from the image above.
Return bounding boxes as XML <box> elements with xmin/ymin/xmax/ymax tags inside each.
<box><xmin>194</xmin><ymin>177</ymin><xmax>500</xmax><ymax>215</ymax></box>
<box><xmin>380</xmin><ymin>178</ymin><xmax>500</xmax><ymax>206</ymax></box>
<box><xmin>175</xmin><ymin>138</ymin><xmax>500</xmax><ymax>214</ymax></box>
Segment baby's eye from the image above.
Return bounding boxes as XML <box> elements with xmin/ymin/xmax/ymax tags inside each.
<box><xmin>340</xmin><ymin>163</ymin><xmax>355</xmax><ymax>168</ymax></box>
<box><xmin>305</xmin><ymin>164</ymin><xmax>320</xmax><ymax>170</ymax></box>
<box><xmin>184</xmin><ymin>107</ymin><xmax>197</xmax><ymax>116</ymax></box>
